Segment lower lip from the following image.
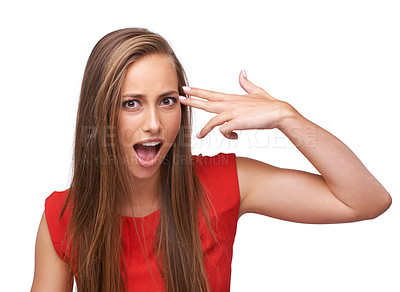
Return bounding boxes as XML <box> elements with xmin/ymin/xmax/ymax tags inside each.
<box><xmin>134</xmin><ymin>146</ymin><xmax>162</xmax><ymax>168</ymax></box>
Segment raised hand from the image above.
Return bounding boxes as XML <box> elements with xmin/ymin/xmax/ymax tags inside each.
<box><xmin>179</xmin><ymin>70</ymin><xmax>298</xmax><ymax>139</ymax></box>
<box><xmin>180</xmin><ymin>70</ymin><xmax>391</xmax><ymax>225</ymax></box>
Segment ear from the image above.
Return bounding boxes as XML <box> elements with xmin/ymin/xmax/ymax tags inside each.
<box><xmin>239</xmin><ymin>69</ymin><xmax>263</xmax><ymax>94</ymax></box>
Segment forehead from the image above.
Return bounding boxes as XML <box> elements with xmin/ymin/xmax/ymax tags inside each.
<box><xmin>122</xmin><ymin>54</ymin><xmax>178</xmax><ymax>94</ymax></box>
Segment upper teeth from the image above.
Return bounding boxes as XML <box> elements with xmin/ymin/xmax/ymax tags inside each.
<box><xmin>141</xmin><ymin>141</ymin><xmax>161</xmax><ymax>146</ymax></box>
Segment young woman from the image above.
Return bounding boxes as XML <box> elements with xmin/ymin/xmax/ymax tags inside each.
<box><xmin>31</xmin><ymin>28</ymin><xmax>391</xmax><ymax>292</ymax></box>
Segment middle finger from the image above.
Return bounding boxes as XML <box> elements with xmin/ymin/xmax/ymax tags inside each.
<box><xmin>179</xmin><ymin>96</ymin><xmax>224</xmax><ymax>114</ymax></box>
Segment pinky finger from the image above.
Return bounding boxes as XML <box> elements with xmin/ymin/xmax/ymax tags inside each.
<box><xmin>219</xmin><ymin>121</ymin><xmax>239</xmax><ymax>140</ymax></box>
<box><xmin>222</xmin><ymin>131</ymin><xmax>238</xmax><ymax>140</ymax></box>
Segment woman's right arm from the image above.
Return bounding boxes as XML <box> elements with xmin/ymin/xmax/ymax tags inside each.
<box><xmin>31</xmin><ymin>211</ymin><xmax>74</xmax><ymax>292</ymax></box>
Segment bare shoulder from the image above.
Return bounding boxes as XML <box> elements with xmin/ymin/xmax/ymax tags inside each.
<box><xmin>31</xmin><ymin>211</ymin><xmax>73</xmax><ymax>292</ymax></box>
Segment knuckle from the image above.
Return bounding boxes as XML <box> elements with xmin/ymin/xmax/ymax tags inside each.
<box><xmin>230</xmin><ymin>107</ymin><xmax>242</xmax><ymax>117</ymax></box>
<box><xmin>202</xmin><ymin>102</ymin><xmax>210</xmax><ymax>111</ymax></box>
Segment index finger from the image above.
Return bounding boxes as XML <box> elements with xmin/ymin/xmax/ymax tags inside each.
<box><xmin>182</xmin><ymin>86</ymin><xmax>233</xmax><ymax>101</ymax></box>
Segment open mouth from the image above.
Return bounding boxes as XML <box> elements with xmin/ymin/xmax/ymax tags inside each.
<box><xmin>133</xmin><ymin>141</ymin><xmax>163</xmax><ymax>167</ymax></box>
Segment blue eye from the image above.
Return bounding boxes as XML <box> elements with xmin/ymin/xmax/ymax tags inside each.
<box><xmin>160</xmin><ymin>97</ymin><xmax>177</xmax><ymax>107</ymax></box>
<box><xmin>123</xmin><ymin>99</ymin><xmax>140</xmax><ymax>109</ymax></box>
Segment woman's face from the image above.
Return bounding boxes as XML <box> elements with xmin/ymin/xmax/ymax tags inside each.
<box><xmin>118</xmin><ymin>54</ymin><xmax>182</xmax><ymax>181</ymax></box>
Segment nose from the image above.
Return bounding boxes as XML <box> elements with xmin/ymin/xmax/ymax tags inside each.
<box><xmin>142</xmin><ymin>106</ymin><xmax>162</xmax><ymax>135</ymax></box>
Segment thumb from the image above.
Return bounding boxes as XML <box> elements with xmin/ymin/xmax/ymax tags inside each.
<box><xmin>239</xmin><ymin>69</ymin><xmax>263</xmax><ymax>94</ymax></box>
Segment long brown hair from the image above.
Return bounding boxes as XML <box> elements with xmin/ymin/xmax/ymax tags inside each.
<box><xmin>60</xmin><ymin>28</ymin><xmax>216</xmax><ymax>291</ymax></box>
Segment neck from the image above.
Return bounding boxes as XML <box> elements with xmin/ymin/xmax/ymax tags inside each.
<box><xmin>120</xmin><ymin>170</ymin><xmax>161</xmax><ymax>217</ymax></box>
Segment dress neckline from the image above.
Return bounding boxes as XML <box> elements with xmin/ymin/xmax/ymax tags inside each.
<box><xmin>120</xmin><ymin>208</ymin><xmax>161</xmax><ymax>219</ymax></box>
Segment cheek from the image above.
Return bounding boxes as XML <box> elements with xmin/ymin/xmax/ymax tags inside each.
<box><xmin>117</xmin><ymin>116</ymin><xmax>138</xmax><ymax>148</ymax></box>
<box><xmin>165</xmin><ymin>108</ymin><xmax>182</xmax><ymax>141</ymax></box>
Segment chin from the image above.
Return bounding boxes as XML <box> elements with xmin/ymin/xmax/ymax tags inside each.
<box><xmin>129</xmin><ymin>162</ymin><xmax>162</xmax><ymax>180</ymax></box>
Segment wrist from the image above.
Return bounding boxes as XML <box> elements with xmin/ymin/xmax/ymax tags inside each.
<box><xmin>276</xmin><ymin>101</ymin><xmax>303</xmax><ymax>132</ymax></box>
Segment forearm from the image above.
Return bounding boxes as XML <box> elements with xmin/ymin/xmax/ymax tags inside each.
<box><xmin>277</xmin><ymin>105</ymin><xmax>391</xmax><ymax>218</ymax></box>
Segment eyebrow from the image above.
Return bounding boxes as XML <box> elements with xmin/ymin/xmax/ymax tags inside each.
<box><xmin>122</xmin><ymin>90</ymin><xmax>179</xmax><ymax>99</ymax></box>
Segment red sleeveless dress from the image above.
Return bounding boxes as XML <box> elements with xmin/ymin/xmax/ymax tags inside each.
<box><xmin>44</xmin><ymin>153</ymin><xmax>240</xmax><ymax>291</ymax></box>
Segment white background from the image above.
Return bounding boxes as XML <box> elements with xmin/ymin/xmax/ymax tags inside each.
<box><xmin>0</xmin><ymin>0</ymin><xmax>399</xmax><ymax>291</ymax></box>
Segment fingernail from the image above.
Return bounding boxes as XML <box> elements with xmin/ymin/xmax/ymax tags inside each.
<box><xmin>182</xmin><ymin>86</ymin><xmax>191</xmax><ymax>92</ymax></box>
<box><xmin>196</xmin><ymin>132</ymin><xmax>201</xmax><ymax>138</ymax></box>
<box><xmin>179</xmin><ymin>95</ymin><xmax>187</xmax><ymax>101</ymax></box>
<box><xmin>241</xmin><ymin>69</ymin><xmax>247</xmax><ymax>78</ymax></box>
